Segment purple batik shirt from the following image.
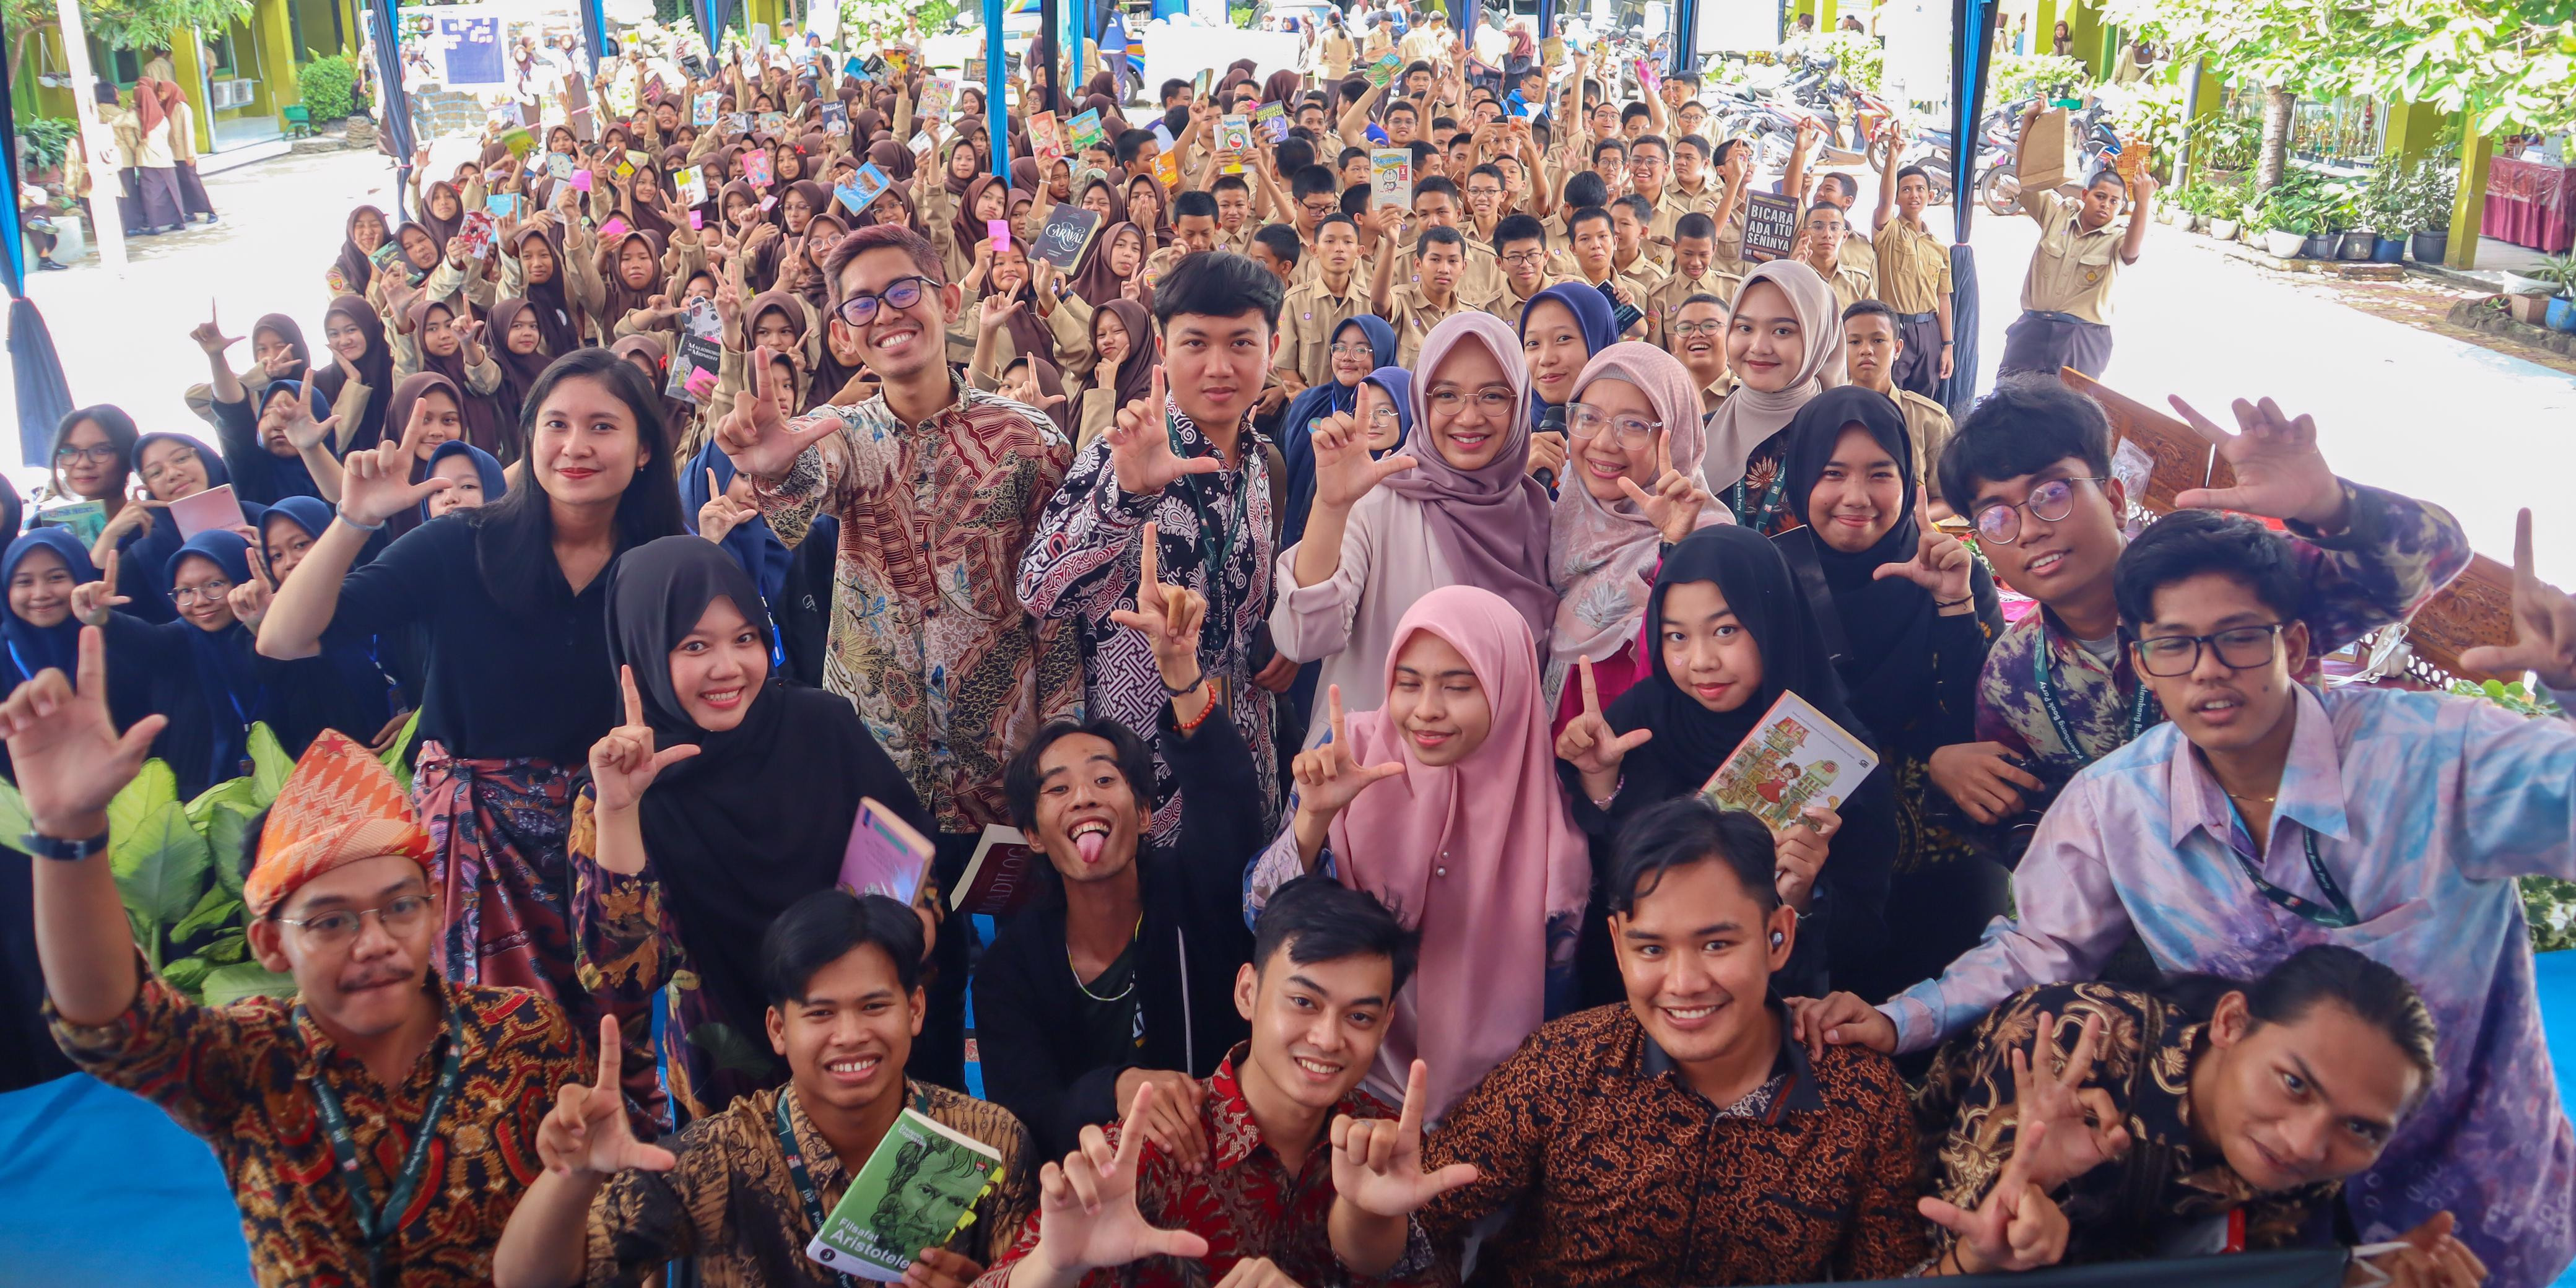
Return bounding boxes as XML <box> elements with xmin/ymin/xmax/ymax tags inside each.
<box><xmin>1886</xmin><ymin>682</ymin><xmax>2576</xmax><ymax>1287</ymax></box>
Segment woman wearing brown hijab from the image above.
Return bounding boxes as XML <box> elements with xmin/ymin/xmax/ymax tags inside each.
<box><xmin>484</xmin><ymin>297</ymin><xmax>555</xmax><ymax>448</ymax></box>
<box><xmin>710</xmin><ymin>287</ymin><xmax>816</xmax><ymax>432</ymax></box>
<box><xmin>1061</xmin><ymin>296</ymin><xmax>1155</xmax><ymax>448</ymax></box>
<box><xmin>399</xmin><ymin>297</ymin><xmax>511</xmax><ymax>458</ymax></box>
<box><xmin>505</xmin><ymin>222</ymin><xmax>591</xmax><ymax>354</ymax></box>
<box><xmin>155</xmin><ymin>79</ymin><xmax>217</xmax><ymax>224</ymax></box>
<box><xmin>595</xmin><ymin>227</ymin><xmax>671</xmax><ymax>339</ymax></box>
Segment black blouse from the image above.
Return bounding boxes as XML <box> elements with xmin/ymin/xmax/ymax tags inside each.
<box><xmin>322</xmin><ymin>515</ymin><xmax>618</xmax><ymax>766</ymax></box>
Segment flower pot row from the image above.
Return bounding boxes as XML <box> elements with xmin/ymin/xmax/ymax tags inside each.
<box><xmin>2507</xmin><ymin>293</ymin><xmax>2576</xmax><ymax>333</ymax></box>
<box><xmin>2175</xmin><ymin>212</ymin><xmax>2448</xmax><ymax>267</ymax></box>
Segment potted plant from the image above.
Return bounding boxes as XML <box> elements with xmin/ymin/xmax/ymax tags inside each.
<box><xmin>2361</xmin><ymin>165</ymin><xmax>2410</xmax><ymax>262</ymax></box>
<box><xmin>2209</xmin><ymin>195</ymin><xmax>2242</xmax><ymax>242</ymax></box>
<box><xmin>2408</xmin><ymin>160</ymin><xmax>2458</xmax><ymax>266</ymax></box>
<box><xmin>2537</xmin><ymin>255</ymin><xmax>2576</xmax><ymax>333</ymax></box>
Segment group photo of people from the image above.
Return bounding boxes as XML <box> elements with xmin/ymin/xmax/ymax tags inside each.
<box><xmin>2</xmin><ymin>6</ymin><xmax>2572</xmax><ymax>1288</ymax></box>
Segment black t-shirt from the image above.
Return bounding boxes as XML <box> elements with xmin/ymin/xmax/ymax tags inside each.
<box><xmin>323</xmin><ymin>515</ymin><xmax>618</xmax><ymax>765</ymax></box>
<box><xmin>1069</xmin><ymin>938</ymin><xmax>1144</xmax><ymax>1074</ymax></box>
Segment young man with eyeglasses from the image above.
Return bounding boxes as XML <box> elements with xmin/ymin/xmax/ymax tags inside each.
<box><xmin>15</xmin><ymin>638</ymin><xmax>589</xmax><ymax>1286</ymax></box>
<box><xmin>720</xmin><ymin>221</ymin><xmax>1082</xmax><ymax>910</ymax></box>
<box><xmin>1644</xmin><ymin>214</ymin><xmax>1737</xmax><ymax>350</ymax></box>
<box><xmin>1797</xmin><ymin>506</ymin><xmax>2576</xmax><ymax>1288</ymax></box>
<box><xmin>1917</xmin><ymin>382</ymin><xmax>2468</xmax><ymax>829</ymax></box>
<box><xmin>1484</xmin><ymin>213</ymin><xmax>1575</xmax><ymax>321</ymax></box>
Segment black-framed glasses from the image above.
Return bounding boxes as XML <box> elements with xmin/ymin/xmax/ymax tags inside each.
<box><xmin>55</xmin><ymin>444</ymin><xmax>119</xmax><ymax>465</ymax></box>
<box><xmin>1971</xmin><ymin>476</ymin><xmax>2108</xmax><ymax>545</ymax></box>
<box><xmin>835</xmin><ymin>276</ymin><xmax>933</xmax><ymax>326</ymax></box>
<box><xmin>2133</xmin><ymin>623</ymin><xmax>2286</xmax><ymax>677</ymax></box>
<box><xmin>1567</xmin><ymin>402</ymin><xmax>1661</xmax><ymax>446</ymax></box>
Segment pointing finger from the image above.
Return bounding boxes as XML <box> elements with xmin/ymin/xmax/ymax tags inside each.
<box><xmin>596</xmin><ymin>1013</ymin><xmax>623</xmax><ymax>1092</ymax></box>
<box><xmin>1139</xmin><ymin>521</ymin><xmax>1161</xmax><ymax>599</ymax></box>
<box><xmin>1578</xmin><ymin>654</ymin><xmax>1600</xmax><ymax>716</ymax></box>
<box><xmin>1396</xmin><ymin>1058</ymin><xmax>1430</xmax><ymax>1146</ymax></box>
<box><xmin>1328</xmin><ymin>683</ymin><xmax>1347</xmax><ymax>749</ymax></box>
<box><xmin>621</xmin><ymin>664</ymin><xmax>646</xmax><ymax>727</ymax></box>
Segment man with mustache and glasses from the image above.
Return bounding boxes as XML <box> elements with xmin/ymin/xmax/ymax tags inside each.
<box><xmin>16</xmin><ymin>638</ymin><xmax>588</xmax><ymax>1287</ymax></box>
<box><xmin>1796</xmin><ymin>503</ymin><xmax>2576</xmax><ymax>1288</ymax></box>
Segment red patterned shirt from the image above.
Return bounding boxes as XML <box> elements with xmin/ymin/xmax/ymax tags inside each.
<box><xmin>49</xmin><ymin>970</ymin><xmax>586</xmax><ymax>1287</ymax></box>
<box><xmin>972</xmin><ymin>1046</ymin><xmax>1449</xmax><ymax>1288</ymax></box>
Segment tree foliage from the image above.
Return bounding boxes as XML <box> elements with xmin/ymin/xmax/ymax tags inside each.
<box><xmin>2105</xmin><ymin>0</ymin><xmax>2576</xmax><ymax>135</ymax></box>
<box><xmin>8</xmin><ymin>0</ymin><xmax>257</xmax><ymax>80</ymax></box>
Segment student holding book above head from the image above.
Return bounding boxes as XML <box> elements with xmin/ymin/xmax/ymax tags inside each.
<box><xmin>565</xmin><ymin>534</ymin><xmax>929</xmax><ymax>1122</ymax></box>
<box><xmin>975</xmin><ymin>876</ymin><xmax>1453</xmax><ymax>1288</ymax></box>
<box><xmin>495</xmin><ymin>887</ymin><xmax>1036</xmax><ymax>1288</ymax></box>
<box><xmin>17</xmin><ymin>634</ymin><xmax>588</xmax><ymax>1287</ymax></box>
<box><xmin>1327</xmin><ymin>796</ymin><xmax>2057</xmax><ymax>1286</ymax></box>
<box><xmin>975</xmin><ymin>524</ymin><xmax>1267</xmax><ymax>1160</ymax></box>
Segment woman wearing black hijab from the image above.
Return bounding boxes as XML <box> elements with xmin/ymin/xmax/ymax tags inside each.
<box><xmin>1554</xmin><ymin>523</ymin><xmax>1899</xmax><ymax>1004</ymax></box>
<box><xmin>570</xmin><ymin>535</ymin><xmax>928</xmax><ymax>1121</ymax></box>
<box><xmin>312</xmin><ymin>293</ymin><xmax>396</xmax><ymax>455</ymax></box>
<box><xmin>1769</xmin><ymin>386</ymin><xmax>2003</xmax><ymax>999</ymax></box>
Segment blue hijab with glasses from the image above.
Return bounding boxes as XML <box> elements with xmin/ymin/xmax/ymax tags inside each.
<box><xmin>163</xmin><ymin>530</ymin><xmax>265</xmax><ymax>789</ymax></box>
<box><xmin>1278</xmin><ymin>314</ymin><xmax>1398</xmax><ymax>549</ymax></box>
<box><xmin>121</xmin><ymin>432</ymin><xmax>256</xmax><ymax>626</ymax></box>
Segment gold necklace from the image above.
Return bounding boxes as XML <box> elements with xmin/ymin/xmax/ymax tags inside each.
<box><xmin>2224</xmin><ymin>789</ymin><xmax>2278</xmax><ymax>806</ymax></box>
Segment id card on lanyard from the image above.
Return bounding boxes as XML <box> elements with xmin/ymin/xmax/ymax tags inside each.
<box><xmin>298</xmin><ymin>1004</ymin><xmax>468</xmax><ymax>1288</ymax></box>
<box><xmin>2033</xmin><ymin>631</ymin><xmax>2157</xmax><ymax>764</ymax></box>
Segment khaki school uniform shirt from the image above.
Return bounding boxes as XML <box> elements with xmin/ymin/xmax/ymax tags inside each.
<box><xmin>1381</xmin><ymin>281</ymin><xmax>1473</xmax><ymax>365</ymax></box>
<box><xmin>1895</xmin><ymin>388</ymin><xmax>1956</xmax><ymax>487</ymax></box>
<box><xmin>2020</xmin><ymin>190</ymin><xmax>2128</xmax><ymax>324</ymax></box>
<box><xmin>1482</xmin><ymin>271</ymin><xmax>1580</xmax><ymax>322</ymax></box>
<box><xmin>1647</xmin><ymin>268</ymin><xmax>1743</xmax><ymax>347</ymax></box>
<box><xmin>1278</xmin><ymin>276</ymin><xmax>1371</xmax><ymax>386</ymax></box>
<box><xmin>1874</xmin><ymin>217</ymin><xmax>1952</xmax><ymax>315</ymax></box>
<box><xmin>1838</xmin><ymin>230</ymin><xmax>1878</xmax><ymax>285</ymax></box>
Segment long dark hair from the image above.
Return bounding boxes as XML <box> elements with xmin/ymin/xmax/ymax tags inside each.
<box><xmin>2158</xmin><ymin>945</ymin><xmax>2440</xmax><ymax>1102</ymax></box>
<box><xmin>50</xmin><ymin>404</ymin><xmax>139</xmax><ymax>500</ymax></box>
<box><xmin>471</xmin><ymin>349</ymin><xmax>687</xmax><ymax>619</ymax></box>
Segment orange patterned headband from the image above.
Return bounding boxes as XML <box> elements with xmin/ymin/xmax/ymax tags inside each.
<box><xmin>242</xmin><ymin>731</ymin><xmax>433</xmax><ymax>918</ymax></box>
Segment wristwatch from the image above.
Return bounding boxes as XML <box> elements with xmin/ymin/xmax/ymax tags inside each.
<box><xmin>20</xmin><ymin>828</ymin><xmax>109</xmax><ymax>861</ymax></box>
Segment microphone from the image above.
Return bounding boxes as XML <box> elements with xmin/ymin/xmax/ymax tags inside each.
<box><xmin>1533</xmin><ymin>402</ymin><xmax>1565</xmax><ymax>492</ymax></box>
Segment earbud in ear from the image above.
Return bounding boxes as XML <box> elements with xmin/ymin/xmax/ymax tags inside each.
<box><xmin>1770</xmin><ymin>929</ymin><xmax>1785</xmax><ymax>947</ymax></box>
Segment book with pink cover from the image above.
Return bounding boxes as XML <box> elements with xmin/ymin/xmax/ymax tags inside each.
<box><xmin>169</xmin><ymin>484</ymin><xmax>243</xmax><ymax>539</ymax></box>
<box><xmin>1696</xmin><ymin>690</ymin><xmax>1878</xmax><ymax>833</ymax></box>
<box><xmin>838</xmin><ymin>796</ymin><xmax>936</xmax><ymax>908</ymax></box>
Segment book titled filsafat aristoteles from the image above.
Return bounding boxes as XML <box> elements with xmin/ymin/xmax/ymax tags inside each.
<box><xmin>803</xmin><ymin>1108</ymin><xmax>1006</xmax><ymax>1280</ymax></box>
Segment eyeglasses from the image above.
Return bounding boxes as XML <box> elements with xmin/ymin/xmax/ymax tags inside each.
<box><xmin>1329</xmin><ymin>342</ymin><xmax>1375</xmax><ymax>356</ymax></box>
<box><xmin>1567</xmin><ymin>402</ymin><xmax>1661</xmax><ymax>446</ymax></box>
<box><xmin>1426</xmin><ymin>386</ymin><xmax>1519</xmax><ymax>417</ymax></box>
<box><xmin>2133</xmin><ymin>623</ymin><xmax>2286</xmax><ymax>677</ymax></box>
<box><xmin>1670</xmin><ymin>320</ymin><xmax>1726</xmax><ymax>337</ymax></box>
<box><xmin>170</xmin><ymin>579</ymin><xmax>233</xmax><ymax>606</ymax></box>
<box><xmin>55</xmin><ymin>445</ymin><xmax>119</xmax><ymax>465</ymax></box>
<box><xmin>836</xmin><ymin>276</ymin><xmax>933</xmax><ymax>326</ymax></box>
<box><xmin>1367</xmin><ymin>405</ymin><xmax>1402</xmax><ymax>424</ymax></box>
<box><xmin>1971</xmin><ymin>476</ymin><xmax>2108</xmax><ymax>546</ymax></box>
<box><xmin>1502</xmin><ymin>249</ymin><xmax>1548</xmax><ymax>268</ymax></box>
<box><xmin>139</xmin><ymin>446</ymin><xmax>201</xmax><ymax>484</ymax></box>
<box><xmin>276</xmin><ymin>892</ymin><xmax>437</xmax><ymax>945</ymax></box>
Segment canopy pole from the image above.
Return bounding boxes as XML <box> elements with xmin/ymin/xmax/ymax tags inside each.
<box><xmin>987</xmin><ymin>0</ymin><xmax>1010</xmax><ymax>179</ymax></box>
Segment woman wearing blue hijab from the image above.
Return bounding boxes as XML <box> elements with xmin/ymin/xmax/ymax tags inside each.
<box><xmin>1278</xmin><ymin>314</ymin><xmax>1397</xmax><ymax>548</ymax></box>
<box><xmin>76</xmin><ymin>529</ymin><xmax>266</xmax><ymax>796</ymax></box>
<box><xmin>206</xmin><ymin>375</ymin><xmax>327</xmax><ymax>507</ymax></box>
<box><xmin>679</xmin><ymin>440</ymin><xmax>840</xmax><ymax>689</ymax></box>
<box><xmin>421</xmin><ymin>439</ymin><xmax>510</xmax><ymax>521</ymax></box>
<box><xmin>256</xmin><ymin>498</ymin><xmax>403</xmax><ymax>754</ymax></box>
<box><xmin>106</xmin><ymin>431</ymin><xmax>263</xmax><ymax>625</ymax></box>
<box><xmin>1280</xmin><ymin>365</ymin><xmax>1415</xmax><ymax>747</ymax></box>
<box><xmin>1</xmin><ymin>529</ymin><xmax>96</xmax><ymax>690</ymax></box>
<box><xmin>1519</xmin><ymin>282</ymin><xmax>1621</xmax><ymax>487</ymax></box>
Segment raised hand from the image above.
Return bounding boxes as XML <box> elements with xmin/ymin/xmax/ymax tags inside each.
<box><xmin>1310</xmin><ymin>409</ymin><xmax>1417</xmax><ymax>510</ymax></box>
<box><xmin>1555</xmin><ymin>654</ymin><xmax>1653</xmax><ymax>793</ymax></box>
<box><xmin>70</xmin><ymin>550</ymin><xmax>133</xmax><ymax>627</ymax></box>
<box><xmin>2167</xmin><ymin>395</ymin><xmax>2348</xmax><ymax>529</ymax></box>
<box><xmin>1107</xmin><ymin>523</ymin><xmax>1208</xmax><ymax>694</ymax></box>
<box><xmin>1105</xmin><ymin>367</ymin><xmax>1220</xmax><ymax>497</ymax></box>
<box><xmin>1872</xmin><ymin>495</ymin><xmax>1973</xmax><ymax>601</ymax></box>
<box><xmin>188</xmin><ymin>301</ymin><xmax>241</xmax><ymax>355</ymax></box>
<box><xmin>1614</xmin><ymin>428</ymin><xmax>1713</xmax><ymax>545</ymax></box>
<box><xmin>716</xmin><ymin>342</ymin><xmax>840</xmax><ymax>481</ymax></box>
<box><xmin>977</xmin><ymin>294</ymin><xmax>1023</xmax><ymax>333</ymax></box>
<box><xmin>1770</xmin><ymin>804</ymin><xmax>1838</xmax><ymax>913</ymax></box>
<box><xmin>1028</xmin><ymin>1084</ymin><xmax>1212</xmax><ymax>1276</ymax></box>
<box><xmin>262</xmin><ymin>346</ymin><xmax>303</xmax><ymax>381</ymax></box>
<box><xmin>226</xmin><ymin>556</ymin><xmax>276</xmax><ymax>631</ymax></box>
<box><xmin>1920</xmin><ymin>1118</ymin><xmax>2069</xmax><ymax>1274</ymax></box>
<box><xmin>697</xmin><ymin>468</ymin><xmax>760</xmax><ymax>543</ymax></box>
<box><xmin>341</xmin><ymin>394</ymin><xmax>455</xmax><ymax>525</ymax></box>
<box><xmin>2006</xmin><ymin>1010</ymin><xmax>2133</xmax><ymax>1192</ymax></box>
<box><xmin>2458</xmin><ymin>509</ymin><xmax>2576</xmax><ymax>691</ymax></box>
<box><xmin>1289</xmin><ymin>685</ymin><xmax>1408</xmax><ymax>822</ymax></box>
<box><xmin>0</xmin><ymin>627</ymin><xmax>166</xmax><ymax>838</ymax></box>
<box><xmin>1525</xmin><ymin>429</ymin><xmax>1568</xmax><ymax>482</ymax></box>
<box><xmin>537</xmin><ymin>1016</ymin><xmax>680</xmax><ymax>1178</ymax></box>
<box><xmin>2357</xmin><ymin>1212</ymin><xmax>2489</xmax><ymax>1288</ymax></box>
<box><xmin>588</xmin><ymin>665</ymin><xmax>702</xmax><ymax>814</ymax></box>
<box><xmin>281</xmin><ymin>379</ymin><xmax>341</xmax><ymax>454</ymax></box>
<box><xmin>1330</xmin><ymin>1060</ymin><xmax>1481</xmax><ymax>1218</ymax></box>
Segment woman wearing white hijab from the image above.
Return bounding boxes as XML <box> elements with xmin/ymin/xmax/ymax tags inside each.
<box><xmin>1700</xmin><ymin>259</ymin><xmax>1844</xmax><ymax>536</ymax></box>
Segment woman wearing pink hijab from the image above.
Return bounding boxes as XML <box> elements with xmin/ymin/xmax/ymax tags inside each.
<box><xmin>1247</xmin><ymin>584</ymin><xmax>1591</xmax><ymax>1120</ymax></box>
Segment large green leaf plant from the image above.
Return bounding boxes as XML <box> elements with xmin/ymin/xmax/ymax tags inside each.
<box><xmin>0</xmin><ymin>716</ymin><xmax>419</xmax><ymax>1006</ymax></box>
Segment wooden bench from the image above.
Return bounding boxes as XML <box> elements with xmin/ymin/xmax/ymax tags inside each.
<box><xmin>2063</xmin><ymin>370</ymin><xmax>2516</xmax><ymax>685</ymax></box>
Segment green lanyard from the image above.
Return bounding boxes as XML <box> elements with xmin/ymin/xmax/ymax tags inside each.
<box><xmin>1728</xmin><ymin>471</ymin><xmax>1788</xmax><ymax>532</ymax></box>
<box><xmin>297</xmin><ymin>1003</ymin><xmax>468</xmax><ymax>1288</ymax></box>
<box><xmin>2032</xmin><ymin>629</ymin><xmax>2158</xmax><ymax>764</ymax></box>
<box><xmin>2221</xmin><ymin>797</ymin><xmax>2359</xmax><ymax>929</ymax></box>
<box><xmin>773</xmin><ymin>1092</ymin><xmax>863</xmax><ymax>1288</ymax></box>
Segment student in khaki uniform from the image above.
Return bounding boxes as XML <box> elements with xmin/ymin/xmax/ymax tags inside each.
<box><xmin>1808</xmin><ymin>173</ymin><xmax>1881</xmax><ymax>289</ymax></box>
<box><xmin>1869</xmin><ymin>142</ymin><xmax>1956</xmax><ymax>396</ymax></box>
<box><xmin>1627</xmin><ymin>134</ymin><xmax>1675</xmax><ymax>223</ymax></box>
<box><xmin>1645</xmin><ymin>212</ymin><xmax>1742</xmax><ymax>348</ymax></box>
<box><xmin>1486</xmin><ymin>212</ymin><xmax>1580</xmax><ymax>321</ymax></box>
<box><xmin>1663</xmin><ymin>135</ymin><xmax>1728</xmax><ymax>224</ymax></box>
<box><xmin>1997</xmin><ymin>105</ymin><xmax>2157</xmax><ymax>380</ymax></box>
<box><xmin>1609</xmin><ymin>194</ymin><xmax>1671</xmax><ymax>282</ymax></box>
<box><xmin>1400</xmin><ymin>176</ymin><xmax>1507</xmax><ymax>302</ymax></box>
<box><xmin>1374</xmin><ymin>224</ymin><xmax>1476</xmax><ymax>365</ymax></box>
<box><xmin>1840</xmin><ymin>300</ymin><xmax>1955</xmax><ymax>508</ymax></box>
<box><xmin>1276</xmin><ymin>212</ymin><xmax>1372</xmax><ymax>391</ymax></box>
<box><xmin>1793</xmin><ymin>204</ymin><xmax>1874</xmax><ymax>317</ymax></box>
<box><xmin>1142</xmin><ymin>190</ymin><xmax>1227</xmax><ymax>287</ymax></box>
<box><xmin>1561</xmin><ymin>206</ymin><xmax>1652</xmax><ymax>341</ymax></box>
<box><xmin>1668</xmin><ymin>291</ymin><xmax>1738</xmax><ymax>412</ymax></box>
<box><xmin>1212</xmin><ymin>174</ymin><xmax>1260</xmax><ymax>252</ymax></box>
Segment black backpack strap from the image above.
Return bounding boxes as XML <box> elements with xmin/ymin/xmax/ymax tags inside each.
<box><xmin>1772</xmin><ymin>528</ymin><xmax>1853</xmax><ymax>669</ymax></box>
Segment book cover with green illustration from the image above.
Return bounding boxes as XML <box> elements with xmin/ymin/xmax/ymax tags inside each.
<box><xmin>803</xmin><ymin>1108</ymin><xmax>1004</xmax><ymax>1281</ymax></box>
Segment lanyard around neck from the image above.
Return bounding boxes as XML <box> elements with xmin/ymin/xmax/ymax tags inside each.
<box><xmin>2032</xmin><ymin>626</ymin><xmax>2157</xmax><ymax>764</ymax></box>
<box><xmin>2219</xmin><ymin>796</ymin><xmax>2358</xmax><ymax>929</ymax></box>
<box><xmin>297</xmin><ymin>1002</ymin><xmax>468</xmax><ymax>1288</ymax></box>
<box><xmin>773</xmin><ymin>1091</ymin><xmax>864</xmax><ymax>1287</ymax></box>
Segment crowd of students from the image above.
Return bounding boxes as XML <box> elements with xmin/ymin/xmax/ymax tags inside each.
<box><xmin>4</xmin><ymin>20</ymin><xmax>2574</xmax><ymax>1288</ymax></box>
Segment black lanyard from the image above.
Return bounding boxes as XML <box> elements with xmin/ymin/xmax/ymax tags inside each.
<box><xmin>1170</xmin><ymin>406</ymin><xmax>1251</xmax><ymax>674</ymax></box>
<box><xmin>773</xmin><ymin>1092</ymin><xmax>864</xmax><ymax>1288</ymax></box>
<box><xmin>2033</xmin><ymin>630</ymin><xmax>2157</xmax><ymax>764</ymax></box>
<box><xmin>297</xmin><ymin>1003</ymin><xmax>468</xmax><ymax>1288</ymax></box>
<box><xmin>1728</xmin><ymin>470</ymin><xmax>1788</xmax><ymax>533</ymax></box>
<box><xmin>2221</xmin><ymin>798</ymin><xmax>2359</xmax><ymax>929</ymax></box>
